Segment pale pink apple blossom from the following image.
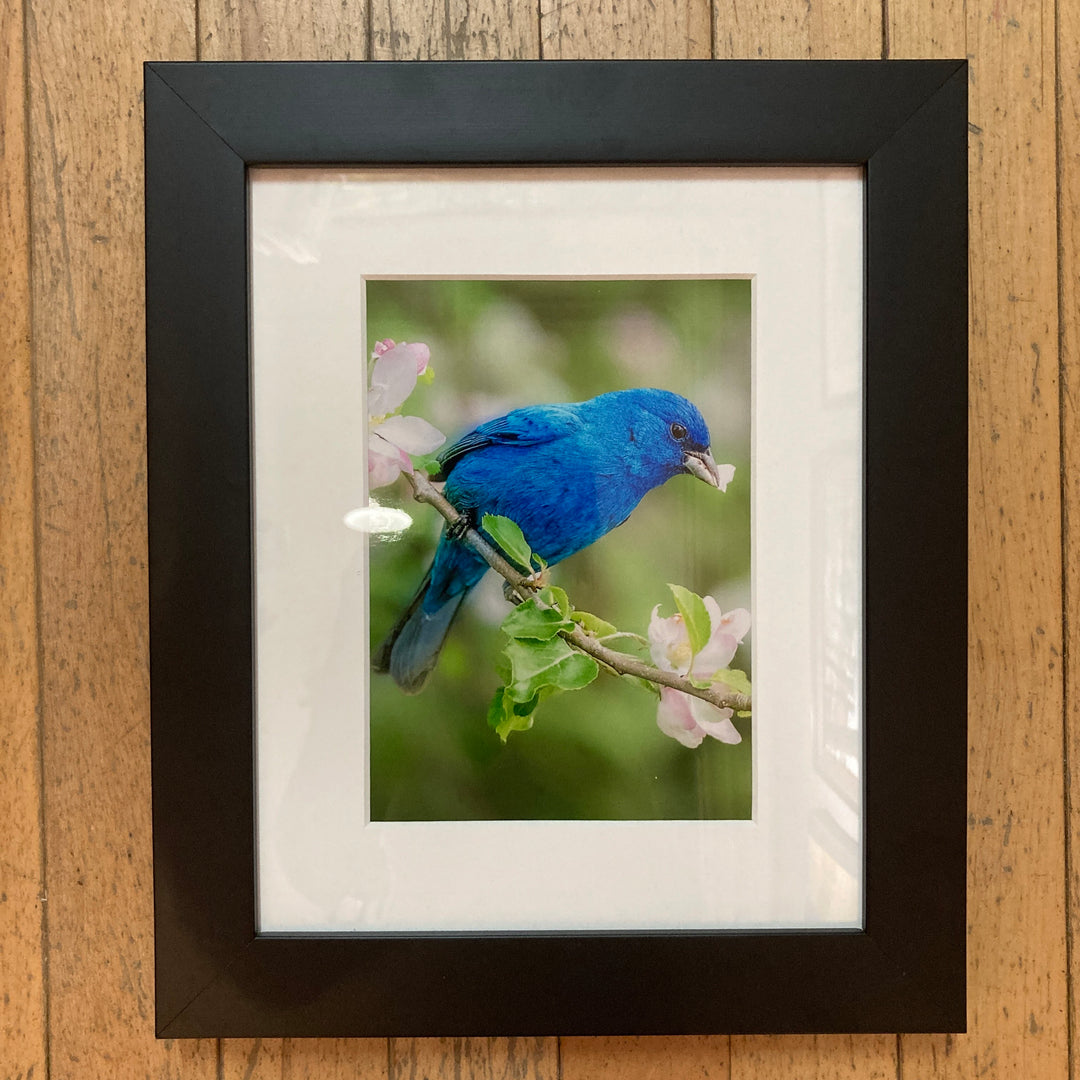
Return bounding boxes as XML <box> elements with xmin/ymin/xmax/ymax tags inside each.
<box><xmin>367</xmin><ymin>340</ymin><xmax>444</xmax><ymax>490</ymax></box>
<box><xmin>648</xmin><ymin>597</ymin><xmax>751</xmax><ymax>748</ymax></box>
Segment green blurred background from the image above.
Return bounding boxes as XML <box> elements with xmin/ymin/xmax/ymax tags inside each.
<box><xmin>367</xmin><ymin>279</ymin><xmax>752</xmax><ymax>821</ymax></box>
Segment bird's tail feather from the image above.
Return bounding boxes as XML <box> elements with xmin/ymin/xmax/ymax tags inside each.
<box><xmin>373</xmin><ymin>569</ymin><xmax>465</xmax><ymax>694</ymax></box>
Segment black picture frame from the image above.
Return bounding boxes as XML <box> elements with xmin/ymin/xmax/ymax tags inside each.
<box><xmin>146</xmin><ymin>59</ymin><xmax>967</xmax><ymax>1037</ymax></box>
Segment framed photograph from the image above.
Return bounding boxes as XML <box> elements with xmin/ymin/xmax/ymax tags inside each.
<box><xmin>146</xmin><ymin>60</ymin><xmax>967</xmax><ymax>1036</ymax></box>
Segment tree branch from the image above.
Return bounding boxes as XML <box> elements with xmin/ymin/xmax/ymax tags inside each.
<box><xmin>403</xmin><ymin>471</ymin><xmax>752</xmax><ymax>715</ymax></box>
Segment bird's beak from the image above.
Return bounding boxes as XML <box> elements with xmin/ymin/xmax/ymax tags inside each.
<box><xmin>682</xmin><ymin>447</ymin><xmax>723</xmax><ymax>488</ymax></box>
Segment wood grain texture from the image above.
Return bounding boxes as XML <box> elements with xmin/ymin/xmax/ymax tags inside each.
<box><xmin>372</xmin><ymin>0</ymin><xmax>538</xmax><ymax>60</ymax></box>
<box><xmin>24</xmin><ymin>0</ymin><xmax>217</xmax><ymax>1074</ymax></box>
<box><xmin>1062</xmin><ymin>0</ymin><xmax>1080</xmax><ymax>1067</ymax></box>
<box><xmin>0</xmin><ymin>0</ymin><xmax>46</xmax><ymax>1075</ymax></box>
<box><xmin>893</xmin><ymin>0</ymin><xmax>1070</xmax><ymax>1075</ymax></box>
<box><xmin>389</xmin><ymin>1038</ymin><xmax>558</xmax><ymax>1080</ymax></box>
<box><xmin>220</xmin><ymin>1037</ymin><xmax>388</xmax><ymax>1080</ymax></box>
<box><xmin>561</xmin><ymin>1036</ymin><xmax>728</xmax><ymax>1079</ymax></box>
<box><xmin>199</xmin><ymin>0</ymin><xmax>368</xmax><ymax>60</ymax></box>
<box><xmin>713</xmin><ymin>0</ymin><xmax>881</xmax><ymax>59</ymax></box>
<box><xmin>887</xmin><ymin>0</ymin><xmax>964</xmax><ymax>56</ymax></box>
<box><xmin>540</xmin><ymin>0</ymin><xmax>710</xmax><ymax>58</ymax></box>
<box><xmin>731</xmin><ymin>1036</ymin><xmax>898</xmax><ymax>1079</ymax></box>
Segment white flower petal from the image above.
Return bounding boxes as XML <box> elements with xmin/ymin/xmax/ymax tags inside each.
<box><xmin>691</xmin><ymin>600</ymin><xmax>750</xmax><ymax>678</ymax></box>
<box><xmin>648</xmin><ymin>604</ymin><xmax>691</xmax><ymax>674</ymax></box>
<box><xmin>714</xmin><ymin>463</ymin><xmax>736</xmax><ymax>493</ymax></box>
<box><xmin>717</xmin><ymin>607</ymin><xmax>751</xmax><ymax>644</ymax></box>
<box><xmin>369</xmin><ymin>344</ymin><xmax>418</xmax><ymax>415</ymax></box>
<box><xmin>400</xmin><ymin>341</ymin><xmax>431</xmax><ymax>374</ymax></box>
<box><xmin>656</xmin><ymin>688</ymin><xmax>706</xmax><ymax>748</ymax></box>
<box><xmin>692</xmin><ymin>633</ymin><xmax>735</xmax><ymax>677</ymax></box>
<box><xmin>689</xmin><ymin>698</ymin><xmax>742</xmax><ymax>744</ymax></box>
<box><xmin>698</xmin><ymin>716</ymin><xmax>742</xmax><ymax>744</ymax></box>
<box><xmin>368</xmin><ymin>445</ymin><xmax>407</xmax><ymax>489</ymax></box>
<box><xmin>375</xmin><ymin>414</ymin><xmax>446</xmax><ymax>455</ymax></box>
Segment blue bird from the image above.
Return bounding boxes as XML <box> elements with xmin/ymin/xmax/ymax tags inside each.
<box><xmin>374</xmin><ymin>387</ymin><xmax>726</xmax><ymax>693</ymax></box>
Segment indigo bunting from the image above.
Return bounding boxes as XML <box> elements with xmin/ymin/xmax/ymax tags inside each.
<box><xmin>374</xmin><ymin>387</ymin><xmax>727</xmax><ymax>693</ymax></box>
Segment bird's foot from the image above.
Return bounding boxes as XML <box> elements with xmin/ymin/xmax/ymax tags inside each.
<box><xmin>447</xmin><ymin>515</ymin><xmax>471</xmax><ymax>541</ymax></box>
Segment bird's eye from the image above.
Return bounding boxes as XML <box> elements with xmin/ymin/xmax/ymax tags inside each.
<box><xmin>670</xmin><ymin>422</ymin><xmax>688</xmax><ymax>441</ymax></box>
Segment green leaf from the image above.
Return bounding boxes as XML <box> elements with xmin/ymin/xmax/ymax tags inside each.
<box><xmin>487</xmin><ymin>686</ymin><xmax>509</xmax><ymax>731</ymax></box>
<box><xmin>494</xmin><ymin>651</ymin><xmax>512</xmax><ymax>684</ymax></box>
<box><xmin>538</xmin><ymin>585</ymin><xmax>571</xmax><ymax>618</ymax></box>
<box><xmin>482</xmin><ymin>514</ymin><xmax>533</xmax><ymax>569</ymax></box>
<box><xmin>501</xmin><ymin>597</ymin><xmax>573</xmax><ymax>640</ymax></box>
<box><xmin>504</xmin><ymin>636</ymin><xmax>599</xmax><ymax>702</ymax></box>
<box><xmin>571</xmin><ymin>609</ymin><xmax>618</xmax><ymax>638</ymax></box>
<box><xmin>414</xmin><ymin>454</ymin><xmax>443</xmax><ymax>476</ymax></box>
<box><xmin>667</xmin><ymin>583</ymin><xmax>712</xmax><ymax>658</ymax></box>
<box><xmin>716</xmin><ymin>667</ymin><xmax>752</xmax><ymax>697</ymax></box>
<box><xmin>417</xmin><ymin>364</ymin><xmax>436</xmax><ymax>385</ymax></box>
<box><xmin>487</xmin><ymin>686</ymin><xmax>539</xmax><ymax>742</ymax></box>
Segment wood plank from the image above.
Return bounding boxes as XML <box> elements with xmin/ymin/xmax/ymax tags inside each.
<box><xmin>199</xmin><ymin>0</ymin><xmax>367</xmax><ymax>60</ymax></box>
<box><xmin>887</xmin><ymin>0</ymin><xmax>964</xmax><ymax>56</ymax></box>
<box><xmin>713</xmin><ymin>0</ymin><xmax>881</xmax><ymax>59</ymax></box>
<box><xmin>373</xmin><ymin>0</ymin><xmax>538</xmax><ymax>59</ymax></box>
<box><xmin>24</xmin><ymin>0</ymin><xmax>218</xmax><ymax>1074</ymax></box>
<box><xmin>1060</xmin><ymin>0</ymin><xmax>1080</xmax><ymax>1071</ymax></box>
<box><xmin>0</xmin><ymin>0</ymin><xmax>47</xmax><ymax>1075</ymax></box>
<box><xmin>390</xmin><ymin>1038</ymin><xmax>558</xmax><ymax>1080</ymax></box>
<box><xmin>891</xmin><ymin>0</ymin><xmax>1070</xmax><ymax>1075</ymax></box>
<box><xmin>540</xmin><ymin>0</ymin><xmax>710</xmax><ymax>59</ymax></box>
<box><xmin>730</xmin><ymin>1036</ymin><xmax>898</xmax><ymax>1079</ymax></box>
<box><xmin>561</xmin><ymin>1036</ymin><xmax>728</xmax><ymax>1080</ymax></box>
<box><xmin>221</xmin><ymin>1038</ymin><xmax>388</xmax><ymax>1080</ymax></box>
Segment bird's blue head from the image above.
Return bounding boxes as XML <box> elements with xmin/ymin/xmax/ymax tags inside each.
<box><xmin>588</xmin><ymin>387</ymin><xmax>726</xmax><ymax>491</ymax></box>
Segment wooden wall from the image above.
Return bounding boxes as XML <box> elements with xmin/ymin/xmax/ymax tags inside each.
<box><xmin>0</xmin><ymin>0</ymin><xmax>1073</xmax><ymax>1072</ymax></box>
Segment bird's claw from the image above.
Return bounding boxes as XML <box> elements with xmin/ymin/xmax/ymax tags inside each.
<box><xmin>447</xmin><ymin>516</ymin><xmax>471</xmax><ymax>540</ymax></box>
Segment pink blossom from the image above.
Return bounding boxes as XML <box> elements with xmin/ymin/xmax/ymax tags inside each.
<box><xmin>367</xmin><ymin>340</ymin><xmax>444</xmax><ymax>490</ymax></box>
<box><xmin>656</xmin><ymin>687</ymin><xmax>742</xmax><ymax>748</ymax></box>
<box><xmin>649</xmin><ymin>597</ymin><xmax>749</xmax><ymax>679</ymax></box>
<box><xmin>648</xmin><ymin>597</ymin><xmax>750</xmax><ymax>748</ymax></box>
<box><xmin>372</xmin><ymin>338</ymin><xmax>430</xmax><ymax>375</ymax></box>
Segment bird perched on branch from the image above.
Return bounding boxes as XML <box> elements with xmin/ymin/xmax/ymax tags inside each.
<box><xmin>374</xmin><ymin>387</ymin><xmax>730</xmax><ymax>693</ymax></box>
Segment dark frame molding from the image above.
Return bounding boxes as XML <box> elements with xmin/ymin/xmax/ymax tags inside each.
<box><xmin>146</xmin><ymin>60</ymin><xmax>967</xmax><ymax>1037</ymax></box>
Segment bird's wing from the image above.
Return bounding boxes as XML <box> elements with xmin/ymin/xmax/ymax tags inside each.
<box><xmin>436</xmin><ymin>404</ymin><xmax>583</xmax><ymax>478</ymax></box>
